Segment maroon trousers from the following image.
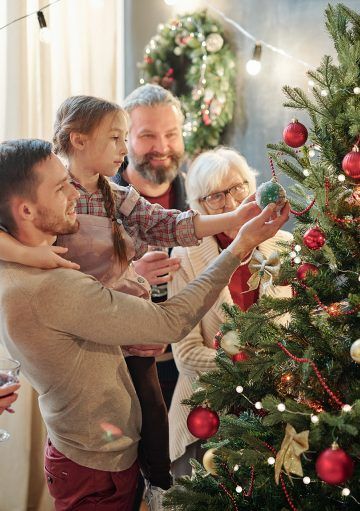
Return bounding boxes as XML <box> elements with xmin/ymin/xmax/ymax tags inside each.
<box><xmin>44</xmin><ymin>440</ymin><xmax>139</xmax><ymax>511</ymax></box>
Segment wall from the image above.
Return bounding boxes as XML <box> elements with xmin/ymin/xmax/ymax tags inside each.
<box><xmin>124</xmin><ymin>0</ymin><xmax>359</xmax><ymax>187</ymax></box>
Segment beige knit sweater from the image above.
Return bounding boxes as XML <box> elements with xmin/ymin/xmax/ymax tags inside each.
<box><xmin>0</xmin><ymin>249</ymin><xmax>240</xmax><ymax>472</ymax></box>
<box><xmin>168</xmin><ymin>231</ymin><xmax>292</xmax><ymax>463</ymax></box>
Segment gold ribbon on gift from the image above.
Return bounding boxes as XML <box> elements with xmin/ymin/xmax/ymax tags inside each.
<box><xmin>274</xmin><ymin>423</ymin><xmax>309</xmax><ymax>484</ymax></box>
<box><xmin>247</xmin><ymin>250</ymin><xmax>281</xmax><ymax>292</ymax></box>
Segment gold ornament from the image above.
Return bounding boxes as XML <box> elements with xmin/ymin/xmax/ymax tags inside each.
<box><xmin>202</xmin><ymin>448</ymin><xmax>218</xmax><ymax>475</ymax></box>
<box><xmin>220</xmin><ymin>330</ymin><xmax>241</xmax><ymax>356</ymax></box>
<box><xmin>350</xmin><ymin>339</ymin><xmax>360</xmax><ymax>363</ymax></box>
<box><xmin>248</xmin><ymin>250</ymin><xmax>281</xmax><ymax>293</ymax></box>
<box><xmin>274</xmin><ymin>423</ymin><xmax>309</xmax><ymax>484</ymax></box>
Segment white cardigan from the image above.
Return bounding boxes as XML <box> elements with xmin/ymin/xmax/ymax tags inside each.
<box><xmin>168</xmin><ymin>231</ymin><xmax>292</xmax><ymax>463</ymax></box>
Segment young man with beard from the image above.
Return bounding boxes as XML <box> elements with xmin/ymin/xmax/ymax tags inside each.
<box><xmin>0</xmin><ymin>138</ymin><xmax>289</xmax><ymax>511</ymax></box>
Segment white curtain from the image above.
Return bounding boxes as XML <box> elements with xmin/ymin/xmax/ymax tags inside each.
<box><xmin>0</xmin><ymin>0</ymin><xmax>125</xmax><ymax>141</ymax></box>
<box><xmin>0</xmin><ymin>1</ymin><xmax>124</xmax><ymax>510</ymax></box>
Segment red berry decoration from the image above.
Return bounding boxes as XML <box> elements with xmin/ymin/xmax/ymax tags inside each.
<box><xmin>315</xmin><ymin>443</ymin><xmax>354</xmax><ymax>485</ymax></box>
<box><xmin>303</xmin><ymin>227</ymin><xmax>326</xmax><ymax>250</ymax></box>
<box><xmin>187</xmin><ymin>407</ymin><xmax>220</xmax><ymax>439</ymax></box>
<box><xmin>342</xmin><ymin>144</ymin><xmax>360</xmax><ymax>180</ymax></box>
<box><xmin>232</xmin><ymin>351</ymin><xmax>250</xmax><ymax>363</ymax></box>
<box><xmin>283</xmin><ymin>119</ymin><xmax>308</xmax><ymax>148</ymax></box>
<box><xmin>296</xmin><ymin>263</ymin><xmax>319</xmax><ymax>281</ymax></box>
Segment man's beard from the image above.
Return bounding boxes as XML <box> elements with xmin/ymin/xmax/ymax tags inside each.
<box><xmin>34</xmin><ymin>206</ymin><xmax>80</xmax><ymax>235</ymax></box>
<box><xmin>129</xmin><ymin>149</ymin><xmax>183</xmax><ymax>185</ymax></box>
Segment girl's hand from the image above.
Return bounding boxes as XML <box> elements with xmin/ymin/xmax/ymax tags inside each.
<box><xmin>24</xmin><ymin>246</ymin><xmax>80</xmax><ymax>270</ymax></box>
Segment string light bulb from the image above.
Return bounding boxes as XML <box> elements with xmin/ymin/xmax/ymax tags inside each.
<box><xmin>37</xmin><ymin>11</ymin><xmax>51</xmax><ymax>44</ymax></box>
<box><xmin>246</xmin><ymin>43</ymin><xmax>262</xmax><ymax>76</ymax></box>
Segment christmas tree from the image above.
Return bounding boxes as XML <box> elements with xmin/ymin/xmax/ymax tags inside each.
<box><xmin>165</xmin><ymin>4</ymin><xmax>360</xmax><ymax>510</ymax></box>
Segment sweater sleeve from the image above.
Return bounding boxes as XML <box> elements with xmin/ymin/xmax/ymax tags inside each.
<box><xmin>33</xmin><ymin>249</ymin><xmax>239</xmax><ymax>348</ymax></box>
<box><xmin>168</xmin><ymin>248</ymin><xmax>218</xmax><ymax>376</ymax></box>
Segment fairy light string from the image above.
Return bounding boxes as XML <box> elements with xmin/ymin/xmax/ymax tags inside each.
<box><xmin>277</xmin><ymin>341</ymin><xmax>345</xmax><ymax>408</ymax></box>
<box><xmin>203</xmin><ymin>1</ymin><xmax>316</xmax><ymax>71</ymax></box>
<box><xmin>0</xmin><ymin>0</ymin><xmax>62</xmax><ymax>31</ymax></box>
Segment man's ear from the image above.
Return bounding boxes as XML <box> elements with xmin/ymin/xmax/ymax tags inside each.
<box><xmin>13</xmin><ymin>198</ymin><xmax>35</xmax><ymax>222</ymax></box>
<box><xmin>69</xmin><ymin>132</ymin><xmax>87</xmax><ymax>151</ymax></box>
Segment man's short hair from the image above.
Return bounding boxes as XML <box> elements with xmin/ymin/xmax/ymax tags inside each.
<box><xmin>0</xmin><ymin>139</ymin><xmax>52</xmax><ymax>233</ymax></box>
<box><xmin>123</xmin><ymin>84</ymin><xmax>184</xmax><ymax>123</ymax></box>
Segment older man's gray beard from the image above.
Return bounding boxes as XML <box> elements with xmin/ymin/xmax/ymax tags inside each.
<box><xmin>129</xmin><ymin>153</ymin><xmax>183</xmax><ymax>185</ymax></box>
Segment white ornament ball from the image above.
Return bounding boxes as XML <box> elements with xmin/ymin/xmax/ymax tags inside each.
<box><xmin>202</xmin><ymin>448</ymin><xmax>218</xmax><ymax>475</ymax></box>
<box><xmin>277</xmin><ymin>403</ymin><xmax>286</xmax><ymax>412</ymax></box>
<box><xmin>235</xmin><ymin>485</ymin><xmax>243</xmax><ymax>493</ymax></box>
<box><xmin>338</xmin><ymin>174</ymin><xmax>346</xmax><ymax>182</ymax></box>
<box><xmin>255</xmin><ymin>401</ymin><xmax>263</xmax><ymax>410</ymax></box>
<box><xmin>267</xmin><ymin>456</ymin><xmax>276</xmax><ymax>465</ymax></box>
<box><xmin>221</xmin><ymin>330</ymin><xmax>240</xmax><ymax>356</ymax></box>
<box><xmin>342</xmin><ymin>488</ymin><xmax>351</xmax><ymax>496</ymax></box>
<box><xmin>303</xmin><ymin>476</ymin><xmax>311</xmax><ymax>484</ymax></box>
<box><xmin>353</xmin><ymin>87</ymin><xmax>360</xmax><ymax>94</ymax></box>
<box><xmin>342</xmin><ymin>404</ymin><xmax>352</xmax><ymax>413</ymax></box>
<box><xmin>236</xmin><ymin>385</ymin><xmax>244</xmax><ymax>394</ymax></box>
<box><xmin>311</xmin><ymin>414</ymin><xmax>319</xmax><ymax>424</ymax></box>
<box><xmin>205</xmin><ymin>33</ymin><xmax>224</xmax><ymax>53</ymax></box>
<box><xmin>303</xmin><ymin>169</ymin><xmax>310</xmax><ymax>177</ymax></box>
<box><xmin>350</xmin><ymin>339</ymin><xmax>360</xmax><ymax>363</ymax></box>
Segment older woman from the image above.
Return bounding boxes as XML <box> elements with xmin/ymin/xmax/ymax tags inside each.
<box><xmin>168</xmin><ymin>147</ymin><xmax>291</xmax><ymax>478</ymax></box>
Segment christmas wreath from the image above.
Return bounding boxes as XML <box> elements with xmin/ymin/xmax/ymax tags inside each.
<box><xmin>138</xmin><ymin>11</ymin><xmax>236</xmax><ymax>156</ymax></box>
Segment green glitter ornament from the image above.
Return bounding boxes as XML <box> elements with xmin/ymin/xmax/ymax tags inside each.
<box><xmin>255</xmin><ymin>178</ymin><xmax>287</xmax><ymax>211</ymax></box>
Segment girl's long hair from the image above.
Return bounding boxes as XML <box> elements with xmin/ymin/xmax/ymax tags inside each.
<box><xmin>53</xmin><ymin>95</ymin><xmax>127</xmax><ymax>266</ymax></box>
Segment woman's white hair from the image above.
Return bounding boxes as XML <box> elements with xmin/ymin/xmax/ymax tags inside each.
<box><xmin>186</xmin><ymin>147</ymin><xmax>257</xmax><ymax>213</ymax></box>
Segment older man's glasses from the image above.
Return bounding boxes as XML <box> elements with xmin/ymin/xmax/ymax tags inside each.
<box><xmin>201</xmin><ymin>182</ymin><xmax>249</xmax><ymax>210</ymax></box>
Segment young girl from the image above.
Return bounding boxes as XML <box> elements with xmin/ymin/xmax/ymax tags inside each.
<box><xmin>0</xmin><ymin>95</ymin><xmax>260</xmax><ymax>510</ymax></box>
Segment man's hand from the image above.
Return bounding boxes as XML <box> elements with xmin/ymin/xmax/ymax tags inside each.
<box><xmin>123</xmin><ymin>343</ymin><xmax>167</xmax><ymax>357</ymax></box>
<box><xmin>22</xmin><ymin>245</ymin><xmax>80</xmax><ymax>270</ymax></box>
<box><xmin>0</xmin><ymin>383</ymin><xmax>20</xmax><ymax>414</ymax></box>
<box><xmin>133</xmin><ymin>251</ymin><xmax>180</xmax><ymax>285</ymax></box>
<box><xmin>229</xmin><ymin>202</ymin><xmax>290</xmax><ymax>260</ymax></box>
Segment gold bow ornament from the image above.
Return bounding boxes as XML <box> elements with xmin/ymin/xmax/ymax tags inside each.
<box><xmin>274</xmin><ymin>423</ymin><xmax>309</xmax><ymax>484</ymax></box>
<box><xmin>247</xmin><ymin>250</ymin><xmax>281</xmax><ymax>292</ymax></box>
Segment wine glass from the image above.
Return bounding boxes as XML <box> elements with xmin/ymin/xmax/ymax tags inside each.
<box><xmin>0</xmin><ymin>356</ymin><xmax>20</xmax><ymax>442</ymax></box>
<box><xmin>148</xmin><ymin>246</ymin><xmax>169</xmax><ymax>299</ymax></box>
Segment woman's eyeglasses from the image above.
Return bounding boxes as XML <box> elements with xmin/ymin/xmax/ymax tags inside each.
<box><xmin>200</xmin><ymin>182</ymin><xmax>249</xmax><ymax>210</ymax></box>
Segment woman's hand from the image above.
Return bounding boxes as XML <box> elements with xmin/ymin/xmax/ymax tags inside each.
<box><xmin>0</xmin><ymin>383</ymin><xmax>20</xmax><ymax>414</ymax></box>
<box><xmin>21</xmin><ymin>245</ymin><xmax>80</xmax><ymax>270</ymax></box>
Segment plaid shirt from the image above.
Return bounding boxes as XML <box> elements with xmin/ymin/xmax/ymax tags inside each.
<box><xmin>71</xmin><ymin>178</ymin><xmax>200</xmax><ymax>260</ymax></box>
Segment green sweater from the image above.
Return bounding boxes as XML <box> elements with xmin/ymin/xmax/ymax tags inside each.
<box><xmin>0</xmin><ymin>249</ymin><xmax>239</xmax><ymax>471</ymax></box>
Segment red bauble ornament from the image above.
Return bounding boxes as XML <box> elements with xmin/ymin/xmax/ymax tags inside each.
<box><xmin>232</xmin><ymin>351</ymin><xmax>250</xmax><ymax>363</ymax></box>
<box><xmin>187</xmin><ymin>407</ymin><xmax>220</xmax><ymax>439</ymax></box>
<box><xmin>296</xmin><ymin>263</ymin><xmax>319</xmax><ymax>281</ymax></box>
<box><xmin>303</xmin><ymin>227</ymin><xmax>326</xmax><ymax>250</ymax></box>
<box><xmin>341</xmin><ymin>145</ymin><xmax>360</xmax><ymax>180</ymax></box>
<box><xmin>315</xmin><ymin>443</ymin><xmax>354</xmax><ymax>485</ymax></box>
<box><xmin>283</xmin><ymin>119</ymin><xmax>308</xmax><ymax>148</ymax></box>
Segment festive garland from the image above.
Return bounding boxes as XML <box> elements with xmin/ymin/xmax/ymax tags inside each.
<box><xmin>138</xmin><ymin>11</ymin><xmax>236</xmax><ymax>156</ymax></box>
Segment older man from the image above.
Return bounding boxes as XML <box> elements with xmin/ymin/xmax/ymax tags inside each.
<box><xmin>113</xmin><ymin>84</ymin><xmax>187</xmax><ymax>411</ymax></box>
<box><xmin>0</xmin><ymin>138</ymin><xmax>288</xmax><ymax>511</ymax></box>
